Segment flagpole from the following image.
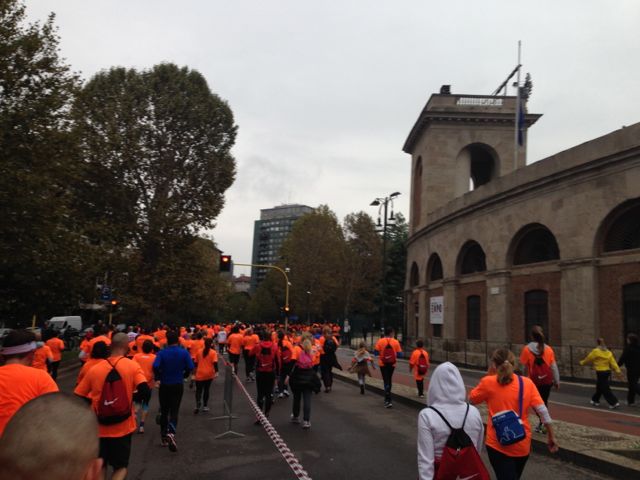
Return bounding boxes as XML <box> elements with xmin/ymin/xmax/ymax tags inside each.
<box><xmin>514</xmin><ymin>40</ymin><xmax>521</xmax><ymax>170</ymax></box>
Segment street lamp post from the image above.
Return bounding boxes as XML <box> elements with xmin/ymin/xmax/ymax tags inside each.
<box><xmin>306</xmin><ymin>290</ymin><xmax>312</xmax><ymax>324</ymax></box>
<box><xmin>370</xmin><ymin>192</ymin><xmax>401</xmax><ymax>335</ymax></box>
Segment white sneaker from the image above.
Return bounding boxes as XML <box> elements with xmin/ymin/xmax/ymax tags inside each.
<box><xmin>590</xmin><ymin>400</ymin><xmax>600</xmax><ymax>407</ymax></box>
<box><xmin>290</xmin><ymin>415</ymin><xmax>300</xmax><ymax>424</ymax></box>
<box><xmin>609</xmin><ymin>403</ymin><xmax>620</xmax><ymax>409</ymax></box>
<box><xmin>302</xmin><ymin>421</ymin><xmax>311</xmax><ymax>429</ymax></box>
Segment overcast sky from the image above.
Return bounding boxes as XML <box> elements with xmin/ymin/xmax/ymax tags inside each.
<box><xmin>26</xmin><ymin>1</ymin><xmax>640</xmax><ymax>276</ymax></box>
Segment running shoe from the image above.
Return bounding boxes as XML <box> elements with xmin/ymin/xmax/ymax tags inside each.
<box><xmin>278</xmin><ymin>393</ymin><xmax>285</xmax><ymax>399</ymax></box>
<box><xmin>290</xmin><ymin>414</ymin><xmax>300</xmax><ymax>424</ymax></box>
<box><xmin>283</xmin><ymin>390</ymin><xmax>290</xmax><ymax>397</ymax></box>
<box><xmin>385</xmin><ymin>402</ymin><xmax>393</xmax><ymax>409</ymax></box>
<box><xmin>590</xmin><ymin>400</ymin><xmax>600</xmax><ymax>407</ymax></box>
<box><xmin>302</xmin><ymin>421</ymin><xmax>311</xmax><ymax>429</ymax></box>
<box><xmin>166</xmin><ymin>433</ymin><xmax>177</xmax><ymax>452</ymax></box>
<box><xmin>202</xmin><ymin>406</ymin><xmax>210</xmax><ymax>412</ymax></box>
<box><xmin>161</xmin><ymin>437</ymin><xmax>169</xmax><ymax>447</ymax></box>
<box><xmin>609</xmin><ymin>403</ymin><xmax>620</xmax><ymax>410</ymax></box>
<box><xmin>138</xmin><ymin>425</ymin><xmax>145</xmax><ymax>434</ymax></box>
<box><xmin>193</xmin><ymin>407</ymin><xmax>199</xmax><ymax>414</ymax></box>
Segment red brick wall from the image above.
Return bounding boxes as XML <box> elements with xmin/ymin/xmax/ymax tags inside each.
<box><xmin>456</xmin><ymin>282</ymin><xmax>486</xmax><ymax>340</ymax></box>
<box><xmin>598</xmin><ymin>263</ymin><xmax>640</xmax><ymax>345</ymax></box>
<box><xmin>510</xmin><ymin>272</ymin><xmax>561</xmax><ymax>345</ymax></box>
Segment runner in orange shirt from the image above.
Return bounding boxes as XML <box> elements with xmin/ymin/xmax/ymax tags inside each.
<box><xmin>409</xmin><ymin>339</ymin><xmax>430</xmax><ymax>398</ymax></box>
<box><xmin>374</xmin><ymin>327</ymin><xmax>403</xmax><ymax>408</ymax></box>
<box><xmin>135</xmin><ymin>330</ymin><xmax>155</xmax><ymax>354</ymax></box>
<box><xmin>242</xmin><ymin>328</ymin><xmax>260</xmax><ymax>382</ymax></box>
<box><xmin>31</xmin><ymin>336</ymin><xmax>53</xmax><ymax>372</ymax></box>
<box><xmin>277</xmin><ymin>330</ymin><xmax>295</xmax><ymax>398</ymax></box>
<box><xmin>193</xmin><ymin>337</ymin><xmax>219</xmax><ymax>413</ymax></box>
<box><xmin>45</xmin><ymin>334</ymin><xmax>65</xmax><ymax>380</ymax></box>
<box><xmin>77</xmin><ymin>340</ymin><xmax>110</xmax><ymax>385</ymax></box>
<box><xmin>0</xmin><ymin>330</ymin><xmax>59</xmax><ymax>437</ymax></box>
<box><xmin>74</xmin><ymin>333</ymin><xmax>149</xmax><ymax>480</ymax></box>
<box><xmin>79</xmin><ymin>331</ymin><xmax>94</xmax><ymax>363</ymax></box>
<box><xmin>470</xmin><ymin>348</ymin><xmax>558</xmax><ymax>479</ymax></box>
<box><xmin>132</xmin><ymin>340</ymin><xmax>157</xmax><ymax>433</ymax></box>
<box><xmin>226</xmin><ymin>326</ymin><xmax>244</xmax><ymax>374</ymax></box>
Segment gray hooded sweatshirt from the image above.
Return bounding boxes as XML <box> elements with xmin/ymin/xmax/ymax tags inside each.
<box><xmin>417</xmin><ymin>362</ymin><xmax>484</xmax><ymax>480</ymax></box>
<box><xmin>524</xmin><ymin>342</ymin><xmax>560</xmax><ymax>385</ymax></box>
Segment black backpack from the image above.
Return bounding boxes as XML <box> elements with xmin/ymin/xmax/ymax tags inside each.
<box><xmin>324</xmin><ymin>338</ymin><xmax>337</xmax><ymax>355</ymax></box>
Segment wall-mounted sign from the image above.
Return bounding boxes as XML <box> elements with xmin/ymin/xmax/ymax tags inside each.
<box><xmin>430</xmin><ymin>296</ymin><xmax>444</xmax><ymax>324</ymax></box>
<box><xmin>456</xmin><ymin>97</ymin><xmax>503</xmax><ymax>107</ymax></box>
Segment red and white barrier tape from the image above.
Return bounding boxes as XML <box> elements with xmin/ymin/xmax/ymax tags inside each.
<box><xmin>233</xmin><ymin>373</ymin><xmax>313</xmax><ymax>480</ymax></box>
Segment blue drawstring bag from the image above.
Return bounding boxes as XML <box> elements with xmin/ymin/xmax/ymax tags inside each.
<box><xmin>491</xmin><ymin>375</ymin><xmax>526</xmax><ymax>446</ymax></box>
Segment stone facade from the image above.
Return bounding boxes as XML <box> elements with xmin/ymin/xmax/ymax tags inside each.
<box><xmin>403</xmin><ymin>89</ymin><xmax>640</xmax><ymax>374</ymax></box>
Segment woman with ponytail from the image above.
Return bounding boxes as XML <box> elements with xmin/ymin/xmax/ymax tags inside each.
<box><xmin>193</xmin><ymin>337</ymin><xmax>218</xmax><ymax>414</ymax></box>
<box><xmin>470</xmin><ymin>349</ymin><xmax>558</xmax><ymax>480</ymax></box>
<box><xmin>519</xmin><ymin>326</ymin><xmax>559</xmax><ymax>433</ymax></box>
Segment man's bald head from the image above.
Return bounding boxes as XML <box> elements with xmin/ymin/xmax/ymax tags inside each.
<box><xmin>0</xmin><ymin>393</ymin><xmax>102</xmax><ymax>480</ymax></box>
<box><xmin>110</xmin><ymin>332</ymin><xmax>129</xmax><ymax>353</ymax></box>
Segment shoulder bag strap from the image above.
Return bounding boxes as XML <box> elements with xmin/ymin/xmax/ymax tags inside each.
<box><xmin>427</xmin><ymin>406</ymin><xmax>454</xmax><ymax>431</ymax></box>
<box><xmin>461</xmin><ymin>402</ymin><xmax>470</xmax><ymax>429</ymax></box>
<box><xmin>517</xmin><ymin>375</ymin><xmax>524</xmax><ymax>418</ymax></box>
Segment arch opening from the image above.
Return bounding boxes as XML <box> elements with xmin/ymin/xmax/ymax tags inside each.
<box><xmin>409</xmin><ymin>262</ymin><xmax>420</xmax><ymax>288</ymax></box>
<box><xmin>458</xmin><ymin>241</ymin><xmax>487</xmax><ymax>275</ymax></box>
<box><xmin>469</xmin><ymin>144</ymin><xmax>497</xmax><ymax>190</ymax></box>
<box><xmin>601</xmin><ymin>201</ymin><xmax>640</xmax><ymax>253</ymax></box>
<box><xmin>511</xmin><ymin>224</ymin><xmax>560</xmax><ymax>266</ymax></box>
<box><xmin>427</xmin><ymin>253</ymin><xmax>443</xmax><ymax>281</ymax></box>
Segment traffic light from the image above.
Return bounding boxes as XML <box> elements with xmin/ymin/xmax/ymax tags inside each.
<box><xmin>219</xmin><ymin>254</ymin><xmax>232</xmax><ymax>272</ymax></box>
<box><xmin>110</xmin><ymin>299</ymin><xmax>118</xmax><ymax>307</ymax></box>
<box><xmin>284</xmin><ymin>305</ymin><xmax>290</xmax><ymax>314</ymax></box>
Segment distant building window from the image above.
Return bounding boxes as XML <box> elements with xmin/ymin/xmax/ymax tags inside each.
<box><xmin>524</xmin><ymin>290</ymin><xmax>549</xmax><ymax>341</ymax></box>
<box><xmin>410</xmin><ymin>263</ymin><xmax>419</xmax><ymax>287</ymax></box>
<box><xmin>623</xmin><ymin>283</ymin><xmax>640</xmax><ymax>338</ymax></box>
<box><xmin>467</xmin><ymin>295</ymin><xmax>481</xmax><ymax>340</ymax></box>
<box><xmin>433</xmin><ymin>324</ymin><xmax>442</xmax><ymax>338</ymax></box>
<box><xmin>427</xmin><ymin>253</ymin><xmax>443</xmax><ymax>281</ymax></box>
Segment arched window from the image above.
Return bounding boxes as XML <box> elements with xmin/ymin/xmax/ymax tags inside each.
<box><xmin>524</xmin><ymin>290</ymin><xmax>549</xmax><ymax>342</ymax></box>
<box><xmin>458</xmin><ymin>241</ymin><xmax>487</xmax><ymax>275</ymax></box>
<box><xmin>467</xmin><ymin>295</ymin><xmax>481</xmax><ymax>340</ymax></box>
<box><xmin>624</xmin><ymin>283</ymin><xmax>640</xmax><ymax>337</ymax></box>
<box><xmin>511</xmin><ymin>224</ymin><xmax>560</xmax><ymax>266</ymax></box>
<box><xmin>412</xmin><ymin>157</ymin><xmax>423</xmax><ymax>229</ymax></box>
<box><xmin>469</xmin><ymin>144</ymin><xmax>497</xmax><ymax>190</ymax></box>
<box><xmin>602</xmin><ymin>201</ymin><xmax>640</xmax><ymax>253</ymax></box>
<box><xmin>410</xmin><ymin>262</ymin><xmax>420</xmax><ymax>288</ymax></box>
<box><xmin>427</xmin><ymin>253</ymin><xmax>443</xmax><ymax>281</ymax></box>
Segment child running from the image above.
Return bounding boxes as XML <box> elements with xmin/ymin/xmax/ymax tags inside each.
<box><xmin>349</xmin><ymin>342</ymin><xmax>375</xmax><ymax>394</ymax></box>
<box><xmin>409</xmin><ymin>339</ymin><xmax>430</xmax><ymax>398</ymax></box>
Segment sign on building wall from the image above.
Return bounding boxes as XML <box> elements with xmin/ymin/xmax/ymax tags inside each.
<box><xmin>430</xmin><ymin>296</ymin><xmax>444</xmax><ymax>324</ymax></box>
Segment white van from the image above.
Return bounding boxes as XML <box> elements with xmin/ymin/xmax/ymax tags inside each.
<box><xmin>48</xmin><ymin>316</ymin><xmax>82</xmax><ymax>335</ymax></box>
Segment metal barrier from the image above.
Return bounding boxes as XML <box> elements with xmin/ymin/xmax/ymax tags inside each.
<box><xmin>211</xmin><ymin>362</ymin><xmax>244</xmax><ymax>439</ymax></box>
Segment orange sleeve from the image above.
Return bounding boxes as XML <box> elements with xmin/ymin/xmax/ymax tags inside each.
<box><xmin>469</xmin><ymin>377</ymin><xmax>490</xmax><ymax>405</ymax></box>
<box><xmin>409</xmin><ymin>350</ymin><xmax>418</xmax><ymax>366</ymax></box>
<box><xmin>393</xmin><ymin>339</ymin><xmax>402</xmax><ymax>353</ymax></box>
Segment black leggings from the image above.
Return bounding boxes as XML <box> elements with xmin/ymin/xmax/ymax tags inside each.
<box><xmin>593</xmin><ymin>371</ymin><xmax>619</xmax><ymax>406</ymax></box>
<box><xmin>195</xmin><ymin>379</ymin><xmax>212</xmax><ymax>407</ymax></box>
<box><xmin>256</xmin><ymin>371</ymin><xmax>276</xmax><ymax>415</ymax></box>
<box><xmin>244</xmin><ymin>350</ymin><xmax>255</xmax><ymax>378</ymax></box>
<box><xmin>380</xmin><ymin>365</ymin><xmax>395</xmax><ymax>403</ymax></box>
<box><xmin>292</xmin><ymin>388</ymin><xmax>312</xmax><ymax>421</ymax></box>
<box><xmin>320</xmin><ymin>362</ymin><xmax>333</xmax><ymax>389</ymax></box>
<box><xmin>486</xmin><ymin>445</ymin><xmax>529</xmax><ymax>480</ymax></box>
<box><xmin>626</xmin><ymin>373</ymin><xmax>640</xmax><ymax>405</ymax></box>
<box><xmin>49</xmin><ymin>361</ymin><xmax>61</xmax><ymax>380</ymax></box>
<box><xmin>159</xmin><ymin>384</ymin><xmax>184</xmax><ymax>437</ymax></box>
<box><xmin>278</xmin><ymin>362</ymin><xmax>294</xmax><ymax>393</ymax></box>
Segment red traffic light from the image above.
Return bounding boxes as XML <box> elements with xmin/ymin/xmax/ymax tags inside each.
<box><xmin>110</xmin><ymin>299</ymin><xmax>118</xmax><ymax>306</ymax></box>
<box><xmin>284</xmin><ymin>305</ymin><xmax>290</xmax><ymax>312</ymax></box>
<box><xmin>220</xmin><ymin>255</ymin><xmax>232</xmax><ymax>272</ymax></box>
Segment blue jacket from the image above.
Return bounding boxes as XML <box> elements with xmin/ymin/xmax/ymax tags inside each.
<box><xmin>153</xmin><ymin>345</ymin><xmax>194</xmax><ymax>385</ymax></box>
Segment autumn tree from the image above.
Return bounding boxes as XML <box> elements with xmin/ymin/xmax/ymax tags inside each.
<box><xmin>72</xmin><ymin>63</ymin><xmax>237</xmax><ymax>318</ymax></box>
<box><xmin>0</xmin><ymin>0</ymin><xmax>96</xmax><ymax>323</ymax></box>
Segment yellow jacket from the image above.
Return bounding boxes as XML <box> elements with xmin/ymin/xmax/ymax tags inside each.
<box><xmin>580</xmin><ymin>347</ymin><xmax>621</xmax><ymax>373</ymax></box>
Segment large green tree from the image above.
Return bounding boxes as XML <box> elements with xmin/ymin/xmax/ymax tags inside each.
<box><xmin>0</xmin><ymin>0</ymin><xmax>93</xmax><ymax>323</ymax></box>
<box><xmin>383</xmin><ymin>213</ymin><xmax>408</xmax><ymax>331</ymax></box>
<box><xmin>72</xmin><ymin>63</ymin><xmax>237</xmax><ymax>318</ymax></box>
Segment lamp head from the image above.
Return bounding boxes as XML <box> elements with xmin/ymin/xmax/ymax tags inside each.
<box><xmin>370</xmin><ymin>199</ymin><xmax>380</xmax><ymax>206</ymax></box>
<box><xmin>390</xmin><ymin>192</ymin><xmax>401</xmax><ymax>198</ymax></box>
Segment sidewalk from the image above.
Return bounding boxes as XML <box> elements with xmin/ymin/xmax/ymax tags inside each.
<box><xmin>333</xmin><ymin>350</ymin><xmax>640</xmax><ymax>479</ymax></box>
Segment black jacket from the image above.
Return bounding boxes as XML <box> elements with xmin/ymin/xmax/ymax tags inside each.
<box><xmin>290</xmin><ymin>366</ymin><xmax>321</xmax><ymax>393</ymax></box>
<box><xmin>618</xmin><ymin>344</ymin><xmax>640</xmax><ymax>376</ymax></box>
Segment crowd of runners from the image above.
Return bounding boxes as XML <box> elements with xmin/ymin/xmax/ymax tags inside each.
<box><xmin>0</xmin><ymin>319</ymin><xmax>639</xmax><ymax>480</ymax></box>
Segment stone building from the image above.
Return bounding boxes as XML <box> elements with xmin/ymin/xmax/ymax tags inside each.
<box><xmin>403</xmin><ymin>88</ymin><xmax>640</xmax><ymax>375</ymax></box>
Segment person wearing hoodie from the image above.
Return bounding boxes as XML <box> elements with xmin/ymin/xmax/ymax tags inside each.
<box><xmin>618</xmin><ymin>333</ymin><xmax>640</xmax><ymax>406</ymax></box>
<box><xmin>519</xmin><ymin>326</ymin><xmax>559</xmax><ymax>433</ymax></box>
<box><xmin>252</xmin><ymin>330</ymin><xmax>279</xmax><ymax>421</ymax></box>
<box><xmin>580</xmin><ymin>337</ymin><xmax>621</xmax><ymax>409</ymax></box>
<box><xmin>417</xmin><ymin>362</ymin><xmax>485</xmax><ymax>480</ymax></box>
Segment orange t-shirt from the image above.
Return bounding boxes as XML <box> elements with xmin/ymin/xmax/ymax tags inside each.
<box><xmin>74</xmin><ymin>355</ymin><xmax>147</xmax><ymax>438</ymax></box>
<box><xmin>227</xmin><ymin>333</ymin><xmax>244</xmax><ymax>355</ymax></box>
<box><xmin>79</xmin><ymin>338</ymin><xmax>91</xmax><ymax>361</ymax></box>
<box><xmin>291</xmin><ymin>344</ymin><xmax>302</xmax><ymax>361</ymax></box>
<box><xmin>409</xmin><ymin>348</ymin><xmax>430</xmax><ymax>380</ymax></box>
<box><xmin>0</xmin><ymin>364</ymin><xmax>58</xmax><ymax>437</ymax></box>
<box><xmin>191</xmin><ymin>339</ymin><xmax>204</xmax><ymax>359</ymax></box>
<box><xmin>195</xmin><ymin>349</ymin><xmax>219</xmax><ymax>381</ymax></box>
<box><xmin>45</xmin><ymin>338</ymin><xmax>65</xmax><ymax>362</ymax></box>
<box><xmin>470</xmin><ymin>374</ymin><xmax>544</xmax><ymax>457</ymax></box>
<box><xmin>135</xmin><ymin>334</ymin><xmax>154</xmax><ymax>353</ymax></box>
<box><xmin>77</xmin><ymin>357</ymin><xmax>103</xmax><ymax>385</ymax></box>
<box><xmin>154</xmin><ymin>329</ymin><xmax>167</xmax><ymax>342</ymax></box>
<box><xmin>374</xmin><ymin>337</ymin><xmax>402</xmax><ymax>366</ymax></box>
<box><xmin>311</xmin><ymin>339</ymin><xmax>322</xmax><ymax>366</ymax></box>
<box><xmin>242</xmin><ymin>334</ymin><xmax>260</xmax><ymax>352</ymax></box>
<box><xmin>133</xmin><ymin>353</ymin><xmax>156</xmax><ymax>387</ymax></box>
<box><xmin>31</xmin><ymin>345</ymin><xmax>53</xmax><ymax>370</ymax></box>
<box><xmin>519</xmin><ymin>345</ymin><xmax>557</xmax><ymax>378</ymax></box>
<box><xmin>89</xmin><ymin>335</ymin><xmax>112</xmax><ymax>351</ymax></box>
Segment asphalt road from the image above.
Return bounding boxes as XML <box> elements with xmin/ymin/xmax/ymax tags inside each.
<box><xmin>56</xmin><ymin>359</ymin><xmax>621</xmax><ymax>480</ymax></box>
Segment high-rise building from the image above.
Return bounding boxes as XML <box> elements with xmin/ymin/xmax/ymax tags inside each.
<box><xmin>250</xmin><ymin>204</ymin><xmax>314</xmax><ymax>292</ymax></box>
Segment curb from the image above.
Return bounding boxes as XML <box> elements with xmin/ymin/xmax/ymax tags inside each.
<box><xmin>333</xmin><ymin>370</ymin><xmax>640</xmax><ymax>479</ymax></box>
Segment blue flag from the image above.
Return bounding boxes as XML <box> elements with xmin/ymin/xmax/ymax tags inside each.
<box><xmin>517</xmin><ymin>100</ymin><xmax>525</xmax><ymax>146</ymax></box>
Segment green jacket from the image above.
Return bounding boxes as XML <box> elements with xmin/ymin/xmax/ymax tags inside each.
<box><xmin>580</xmin><ymin>347</ymin><xmax>621</xmax><ymax>373</ymax></box>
